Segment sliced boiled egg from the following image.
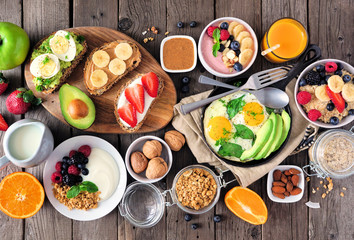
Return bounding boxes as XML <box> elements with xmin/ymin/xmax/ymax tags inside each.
<box><xmin>49</xmin><ymin>30</ymin><xmax>76</xmax><ymax>62</ymax></box>
<box><xmin>30</xmin><ymin>53</ymin><xmax>60</xmax><ymax>79</ymax></box>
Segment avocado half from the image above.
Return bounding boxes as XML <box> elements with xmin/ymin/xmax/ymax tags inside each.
<box><xmin>59</xmin><ymin>84</ymin><xmax>96</xmax><ymax>129</ymax></box>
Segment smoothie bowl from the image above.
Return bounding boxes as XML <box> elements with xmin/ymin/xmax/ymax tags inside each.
<box><xmin>198</xmin><ymin>17</ymin><xmax>258</xmax><ymax>78</ymax></box>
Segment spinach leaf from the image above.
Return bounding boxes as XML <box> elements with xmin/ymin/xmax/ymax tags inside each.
<box><xmin>233</xmin><ymin>124</ymin><xmax>254</xmax><ymax>139</ymax></box>
<box><xmin>218</xmin><ymin>142</ymin><xmax>244</xmax><ymax>158</ymax></box>
<box><xmin>226</xmin><ymin>95</ymin><xmax>245</xmax><ymax>119</ymax></box>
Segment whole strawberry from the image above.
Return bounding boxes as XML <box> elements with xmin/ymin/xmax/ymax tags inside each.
<box><xmin>6</xmin><ymin>88</ymin><xmax>42</xmax><ymax>115</ymax></box>
<box><xmin>0</xmin><ymin>73</ymin><xmax>9</xmax><ymax>95</ymax></box>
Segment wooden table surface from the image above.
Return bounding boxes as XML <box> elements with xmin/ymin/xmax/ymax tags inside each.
<box><xmin>0</xmin><ymin>0</ymin><xmax>353</xmax><ymax>239</ymax></box>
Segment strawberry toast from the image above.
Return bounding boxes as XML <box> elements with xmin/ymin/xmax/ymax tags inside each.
<box><xmin>114</xmin><ymin>72</ymin><xmax>164</xmax><ymax>132</ymax></box>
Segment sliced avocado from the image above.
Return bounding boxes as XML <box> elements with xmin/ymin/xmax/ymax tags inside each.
<box><xmin>274</xmin><ymin>110</ymin><xmax>291</xmax><ymax>151</ymax></box>
<box><xmin>253</xmin><ymin>113</ymin><xmax>278</xmax><ymax>160</ymax></box>
<box><xmin>59</xmin><ymin>84</ymin><xmax>96</xmax><ymax>129</ymax></box>
<box><xmin>264</xmin><ymin>114</ymin><xmax>283</xmax><ymax>158</ymax></box>
<box><xmin>240</xmin><ymin>118</ymin><xmax>273</xmax><ymax>161</ymax></box>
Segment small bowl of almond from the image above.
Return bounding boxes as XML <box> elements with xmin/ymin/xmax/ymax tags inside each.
<box><xmin>267</xmin><ymin>165</ymin><xmax>304</xmax><ymax>203</ymax></box>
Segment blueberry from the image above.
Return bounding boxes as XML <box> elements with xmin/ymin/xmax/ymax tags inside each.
<box><xmin>177</xmin><ymin>21</ymin><xmax>184</xmax><ymax>28</ymax></box>
<box><xmin>325</xmin><ymin>75</ymin><xmax>331</xmax><ymax>81</ymax></box>
<box><xmin>62</xmin><ymin>156</ymin><xmax>70</xmax><ymax>164</ymax></box>
<box><xmin>181</xmin><ymin>85</ymin><xmax>189</xmax><ymax>93</ymax></box>
<box><xmin>319</xmin><ymin>71</ymin><xmax>326</xmax><ymax>79</ymax></box>
<box><xmin>61</xmin><ymin>162</ymin><xmax>68</xmax><ymax>170</ymax></box>
<box><xmin>235</xmin><ymin>49</ymin><xmax>240</xmax><ymax>57</ymax></box>
<box><xmin>345</xmin><ymin>102</ymin><xmax>348</xmax><ymax>108</ymax></box>
<box><xmin>349</xmin><ymin>109</ymin><xmax>354</xmax><ymax>115</ymax></box>
<box><xmin>218</xmin><ymin>44</ymin><xmax>225</xmax><ymax>52</ymax></box>
<box><xmin>316</xmin><ymin>65</ymin><xmax>325</xmax><ymax>72</ymax></box>
<box><xmin>320</xmin><ymin>80</ymin><xmax>327</xmax><ymax>85</ymax></box>
<box><xmin>220</xmin><ymin>22</ymin><xmax>228</xmax><ymax>30</ymax></box>
<box><xmin>77</xmin><ymin>163</ymin><xmax>86</xmax><ymax>169</ymax></box>
<box><xmin>299</xmin><ymin>78</ymin><xmax>307</xmax><ymax>87</ymax></box>
<box><xmin>191</xmin><ymin>224</ymin><xmax>198</xmax><ymax>230</ymax></box>
<box><xmin>213</xmin><ymin>215</ymin><xmax>221</xmax><ymax>223</ymax></box>
<box><xmin>189</xmin><ymin>21</ymin><xmax>197</xmax><ymax>28</ymax></box>
<box><xmin>326</xmin><ymin>103</ymin><xmax>335</xmax><ymax>111</ymax></box>
<box><xmin>181</xmin><ymin>76</ymin><xmax>190</xmax><ymax>85</ymax></box>
<box><xmin>67</xmin><ymin>157</ymin><xmax>75</xmax><ymax>166</ymax></box>
<box><xmin>230</xmin><ymin>41</ymin><xmax>240</xmax><ymax>51</ymax></box>
<box><xmin>343</xmin><ymin>75</ymin><xmax>351</xmax><ymax>83</ymax></box>
<box><xmin>233</xmin><ymin>62</ymin><xmax>243</xmax><ymax>72</ymax></box>
<box><xmin>334</xmin><ymin>70</ymin><xmax>342</xmax><ymax>76</ymax></box>
<box><xmin>337</xmin><ymin>62</ymin><xmax>344</xmax><ymax>70</ymax></box>
<box><xmin>61</xmin><ymin>169</ymin><xmax>66</xmax><ymax>175</ymax></box>
<box><xmin>76</xmin><ymin>175</ymin><xmax>83</xmax><ymax>183</ymax></box>
<box><xmin>83</xmin><ymin>157</ymin><xmax>89</xmax><ymax>164</ymax></box>
<box><xmin>228</xmin><ymin>35</ymin><xmax>234</xmax><ymax>41</ymax></box>
<box><xmin>184</xmin><ymin>214</ymin><xmax>192</xmax><ymax>222</ymax></box>
<box><xmin>81</xmin><ymin>168</ymin><xmax>89</xmax><ymax>175</ymax></box>
<box><xmin>329</xmin><ymin>116</ymin><xmax>339</xmax><ymax>125</ymax></box>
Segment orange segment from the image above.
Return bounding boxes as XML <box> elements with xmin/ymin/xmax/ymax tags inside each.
<box><xmin>225</xmin><ymin>186</ymin><xmax>268</xmax><ymax>225</ymax></box>
<box><xmin>0</xmin><ymin>172</ymin><xmax>45</xmax><ymax>219</ymax></box>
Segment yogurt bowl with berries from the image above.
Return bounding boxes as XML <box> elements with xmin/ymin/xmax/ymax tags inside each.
<box><xmin>198</xmin><ymin>17</ymin><xmax>258</xmax><ymax>78</ymax></box>
<box><xmin>295</xmin><ymin>59</ymin><xmax>354</xmax><ymax>128</ymax></box>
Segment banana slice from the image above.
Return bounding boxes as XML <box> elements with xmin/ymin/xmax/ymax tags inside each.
<box><xmin>315</xmin><ymin>85</ymin><xmax>330</xmax><ymax>101</ymax></box>
<box><xmin>342</xmin><ymin>83</ymin><xmax>354</xmax><ymax>102</ymax></box>
<box><xmin>240</xmin><ymin>37</ymin><xmax>254</xmax><ymax>52</ymax></box>
<box><xmin>328</xmin><ymin>75</ymin><xmax>344</xmax><ymax>93</ymax></box>
<box><xmin>239</xmin><ymin>49</ymin><xmax>253</xmax><ymax>66</ymax></box>
<box><xmin>115</xmin><ymin>43</ymin><xmax>133</xmax><ymax>60</ymax></box>
<box><xmin>92</xmin><ymin>50</ymin><xmax>110</xmax><ymax>68</ymax></box>
<box><xmin>109</xmin><ymin>58</ymin><xmax>126</xmax><ymax>75</ymax></box>
<box><xmin>228</xmin><ymin>22</ymin><xmax>239</xmax><ymax>34</ymax></box>
<box><xmin>232</xmin><ymin>25</ymin><xmax>245</xmax><ymax>40</ymax></box>
<box><xmin>236</xmin><ymin>31</ymin><xmax>251</xmax><ymax>43</ymax></box>
<box><xmin>90</xmin><ymin>69</ymin><xmax>108</xmax><ymax>88</ymax></box>
<box><xmin>226</xmin><ymin>50</ymin><xmax>236</xmax><ymax>60</ymax></box>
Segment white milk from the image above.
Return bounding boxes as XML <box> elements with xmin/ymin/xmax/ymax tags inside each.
<box><xmin>8</xmin><ymin>124</ymin><xmax>43</xmax><ymax>160</ymax></box>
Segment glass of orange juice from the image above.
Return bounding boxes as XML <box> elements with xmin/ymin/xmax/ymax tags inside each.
<box><xmin>261</xmin><ymin>18</ymin><xmax>308</xmax><ymax>63</ymax></box>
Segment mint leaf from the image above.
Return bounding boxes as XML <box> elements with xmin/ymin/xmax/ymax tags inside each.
<box><xmin>81</xmin><ymin>181</ymin><xmax>98</xmax><ymax>193</ymax></box>
<box><xmin>226</xmin><ymin>95</ymin><xmax>245</xmax><ymax>119</ymax></box>
<box><xmin>212</xmin><ymin>42</ymin><xmax>220</xmax><ymax>57</ymax></box>
<box><xmin>212</xmin><ymin>28</ymin><xmax>221</xmax><ymax>57</ymax></box>
<box><xmin>213</xmin><ymin>28</ymin><xmax>220</xmax><ymax>41</ymax></box>
<box><xmin>234</xmin><ymin>124</ymin><xmax>254</xmax><ymax>139</ymax></box>
<box><xmin>67</xmin><ymin>185</ymin><xmax>80</xmax><ymax>199</ymax></box>
<box><xmin>66</xmin><ymin>181</ymin><xmax>98</xmax><ymax>199</ymax></box>
<box><xmin>218</xmin><ymin>142</ymin><xmax>244</xmax><ymax>158</ymax></box>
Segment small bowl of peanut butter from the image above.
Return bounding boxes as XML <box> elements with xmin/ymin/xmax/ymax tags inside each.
<box><xmin>160</xmin><ymin>35</ymin><xmax>197</xmax><ymax>73</ymax></box>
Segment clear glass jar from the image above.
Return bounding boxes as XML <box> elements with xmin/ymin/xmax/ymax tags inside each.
<box><xmin>303</xmin><ymin>128</ymin><xmax>354</xmax><ymax>179</ymax></box>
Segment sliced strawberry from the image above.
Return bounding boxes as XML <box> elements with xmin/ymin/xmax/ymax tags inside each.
<box><xmin>0</xmin><ymin>114</ymin><xmax>8</xmax><ymax>131</ymax></box>
<box><xmin>125</xmin><ymin>84</ymin><xmax>145</xmax><ymax>113</ymax></box>
<box><xmin>118</xmin><ymin>102</ymin><xmax>137</xmax><ymax>128</ymax></box>
<box><xmin>325</xmin><ymin>86</ymin><xmax>345</xmax><ymax>113</ymax></box>
<box><xmin>141</xmin><ymin>72</ymin><xmax>159</xmax><ymax>98</ymax></box>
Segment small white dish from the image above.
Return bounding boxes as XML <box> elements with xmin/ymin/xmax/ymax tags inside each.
<box><xmin>294</xmin><ymin>59</ymin><xmax>354</xmax><ymax>128</ymax></box>
<box><xmin>267</xmin><ymin>165</ymin><xmax>304</xmax><ymax>203</ymax></box>
<box><xmin>43</xmin><ymin>135</ymin><xmax>127</xmax><ymax>221</ymax></box>
<box><xmin>125</xmin><ymin>136</ymin><xmax>172</xmax><ymax>183</ymax></box>
<box><xmin>198</xmin><ymin>17</ymin><xmax>258</xmax><ymax>78</ymax></box>
<box><xmin>160</xmin><ymin>35</ymin><xmax>197</xmax><ymax>73</ymax></box>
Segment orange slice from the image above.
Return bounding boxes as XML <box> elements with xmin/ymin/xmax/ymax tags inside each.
<box><xmin>0</xmin><ymin>172</ymin><xmax>45</xmax><ymax>219</ymax></box>
<box><xmin>225</xmin><ymin>186</ymin><xmax>268</xmax><ymax>225</ymax></box>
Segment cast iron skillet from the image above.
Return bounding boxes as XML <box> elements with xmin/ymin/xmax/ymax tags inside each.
<box><xmin>201</xmin><ymin>44</ymin><xmax>321</xmax><ymax>167</ymax></box>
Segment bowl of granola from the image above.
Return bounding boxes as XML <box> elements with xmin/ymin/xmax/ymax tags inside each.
<box><xmin>295</xmin><ymin>59</ymin><xmax>354</xmax><ymax>128</ymax></box>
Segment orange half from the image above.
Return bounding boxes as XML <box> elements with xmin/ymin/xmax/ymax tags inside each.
<box><xmin>225</xmin><ymin>187</ymin><xmax>268</xmax><ymax>225</ymax></box>
<box><xmin>0</xmin><ymin>172</ymin><xmax>45</xmax><ymax>219</ymax></box>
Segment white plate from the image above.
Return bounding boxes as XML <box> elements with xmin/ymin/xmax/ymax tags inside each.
<box><xmin>43</xmin><ymin>135</ymin><xmax>127</xmax><ymax>221</ymax></box>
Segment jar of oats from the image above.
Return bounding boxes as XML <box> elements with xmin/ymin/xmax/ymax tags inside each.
<box><xmin>303</xmin><ymin>129</ymin><xmax>354</xmax><ymax>179</ymax></box>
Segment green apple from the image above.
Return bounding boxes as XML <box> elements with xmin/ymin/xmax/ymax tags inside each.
<box><xmin>0</xmin><ymin>22</ymin><xmax>30</xmax><ymax>70</ymax></box>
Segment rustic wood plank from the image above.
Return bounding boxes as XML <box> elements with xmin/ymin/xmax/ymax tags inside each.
<box><xmin>22</xmin><ymin>0</ymin><xmax>73</xmax><ymax>239</ymax></box>
<box><xmin>0</xmin><ymin>0</ymin><xmax>24</xmax><ymax>239</ymax></box>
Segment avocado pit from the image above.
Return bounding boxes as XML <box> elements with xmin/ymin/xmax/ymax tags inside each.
<box><xmin>68</xmin><ymin>98</ymin><xmax>89</xmax><ymax>119</ymax></box>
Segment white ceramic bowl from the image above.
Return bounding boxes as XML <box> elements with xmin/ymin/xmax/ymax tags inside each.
<box><xmin>294</xmin><ymin>59</ymin><xmax>354</xmax><ymax>128</ymax></box>
<box><xmin>198</xmin><ymin>17</ymin><xmax>258</xmax><ymax>78</ymax></box>
<box><xmin>125</xmin><ymin>136</ymin><xmax>173</xmax><ymax>183</ymax></box>
<box><xmin>267</xmin><ymin>165</ymin><xmax>304</xmax><ymax>203</ymax></box>
<box><xmin>43</xmin><ymin>135</ymin><xmax>127</xmax><ymax>221</ymax></box>
<box><xmin>160</xmin><ymin>35</ymin><xmax>197</xmax><ymax>73</ymax></box>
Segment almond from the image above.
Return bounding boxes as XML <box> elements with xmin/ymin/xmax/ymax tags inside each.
<box><xmin>287</xmin><ymin>176</ymin><xmax>291</xmax><ymax>181</ymax></box>
<box><xmin>272</xmin><ymin>192</ymin><xmax>285</xmax><ymax>199</ymax></box>
<box><xmin>289</xmin><ymin>168</ymin><xmax>301</xmax><ymax>175</ymax></box>
<box><xmin>272</xmin><ymin>181</ymin><xmax>285</xmax><ymax>187</ymax></box>
<box><xmin>281</xmin><ymin>173</ymin><xmax>288</xmax><ymax>184</ymax></box>
<box><xmin>291</xmin><ymin>175</ymin><xmax>299</xmax><ymax>186</ymax></box>
<box><xmin>284</xmin><ymin>191</ymin><xmax>290</xmax><ymax>197</ymax></box>
<box><xmin>286</xmin><ymin>182</ymin><xmax>293</xmax><ymax>192</ymax></box>
<box><xmin>273</xmin><ymin>170</ymin><xmax>282</xmax><ymax>181</ymax></box>
<box><xmin>272</xmin><ymin>186</ymin><xmax>286</xmax><ymax>193</ymax></box>
<box><xmin>290</xmin><ymin>187</ymin><xmax>302</xmax><ymax>195</ymax></box>
<box><xmin>284</xmin><ymin>170</ymin><xmax>291</xmax><ymax>176</ymax></box>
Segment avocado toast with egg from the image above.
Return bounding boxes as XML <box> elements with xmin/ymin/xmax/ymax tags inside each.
<box><xmin>30</xmin><ymin>30</ymin><xmax>88</xmax><ymax>93</ymax></box>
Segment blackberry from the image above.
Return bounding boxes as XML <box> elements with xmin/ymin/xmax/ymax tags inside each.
<box><xmin>71</xmin><ymin>152</ymin><xmax>86</xmax><ymax>164</ymax></box>
<box><xmin>62</xmin><ymin>156</ymin><xmax>70</xmax><ymax>164</ymax></box>
<box><xmin>320</xmin><ymin>80</ymin><xmax>327</xmax><ymax>85</ymax></box>
<box><xmin>62</xmin><ymin>162</ymin><xmax>68</xmax><ymax>170</ymax></box>
<box><xmin>75</xmin><ymin>175</ymin><xmax>83</xmax><ymax>183</ymax></box>
<box><xmin>305</xmin><ymin>71</ymin><xmax>321</xmax><ymax>85</ymax></box>
<box><xmin>334</xmin><ymin>70</ymin><xmax>342</xmax><ymax>76</ymax></box>
<box><xmin>62</xmin><ymin>175</ymin><xmax>70</xmax><ymax>185</ymax></box>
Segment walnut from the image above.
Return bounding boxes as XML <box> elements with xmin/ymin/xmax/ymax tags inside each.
<box><xmin>130</xmin><ymin>151</ymin><xmax>148</xmax><ymax>174</ymax></box>
<box><xmin>164</xmin><ymin>130</ymin><xmax>185</xmax><ymax>151</ymax></box>
<box><xmin>145</xmin><ymin>157</ymin><xmax>168</xmax><ymax>179</ymax></box>
<box><xmin>142</xmin><ymin>140</ymin><xmax>162</xmax><ymax>159</ymax></box>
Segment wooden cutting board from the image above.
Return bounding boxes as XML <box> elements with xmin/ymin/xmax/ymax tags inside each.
<box><xmin>24</xmin><ymin>27</ymin><xmax>177</xmax><ymax>134</ymax></box>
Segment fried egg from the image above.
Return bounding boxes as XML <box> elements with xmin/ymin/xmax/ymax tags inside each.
<box><xmin>30</xmin><ymin>53</ymin><xmax>60</xmax><ymax>79</ymax></box>
<box><xmin>49</xmin><ymin>30</ymin><xmax>76</xmax><ymax>62</ymax></box>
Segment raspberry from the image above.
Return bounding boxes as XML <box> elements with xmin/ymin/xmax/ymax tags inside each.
<box><xmin>69</xmin><ymin>150</ymin><xmax>77</xmax><ymax>158</ymax></box>
<box><xmin>207</xmin><ymin>26</ymin><xmax>218</xmax><ymax>38</ymax></box>
<box><xmin>296</xmin><ymin>91</ymin><xmax>312</xmax><ymax>105</ymax></box>
<box><xmin>51</xmin><ymin>171</ymin><xmax>62</xmax><ymax>184</ymax></box>
<box><xmin>68</xmin><ymin>165</ymin><xmax>80</xmax><ymax>175</ymax></box>
<box><xmin>325</xmin><ymin>62</ymin><xmax>337</xmax><ymax>73</ymax></box>
<box><xmin>308</xmin><ymin>109</ymin><xmax>322</xmax><ymax>121</ymax></box>
<box><xmin>78</xmin><ymin>145</ymin><xmax>91</xmax><ymax>157</ymax></box>
<box><xmin>219</xmin><ymin>29</ymin><xmax>230</xmax><ymax>41</ymax></box>
<box><xmin>55</xmin><ymin>161</ymin><xmax>62</xmax><ymax>171</ymax></box>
